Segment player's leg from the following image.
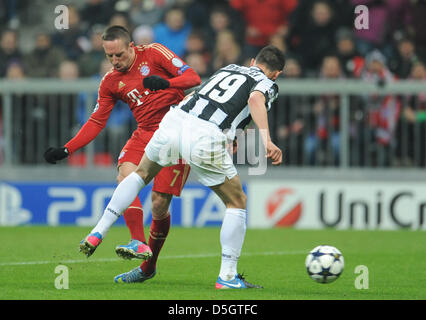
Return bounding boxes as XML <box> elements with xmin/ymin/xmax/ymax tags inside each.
<box><xmin>141</xmin><ymin>162</ymin><xmax>190</xmax><ymax>272</ymax></box>
<box><xmin>115</xmin><ymin>163</ymin><xmax>190</xmax><ymax>283</ymax></box>
<box><xmin>179</xmin><ymin>116</ymin><xmax>260</xmax><ymax>288</ymax></box>
<box><xmin>79</xmin><ymin>154</ymin><xmax>163</xmax><ymax>257</ymax></box>
<box><xmin>114</xmin><ymin>162</ymin><xmax>152</xmax><ymax>260</ymax></box>
<box><xmin>140</xmin><ymin>191</ymin><xmax>172</xmax><ymax>275</ymax></box>
<box><xmin>117</xmin><ymin>162</ymin><xmax>145</xmax><ymax>242</ymax></box>
<box><xmin>80</xmin><ymin>110</ymin><xmax>180</xmax><ymax>257</ymax></box>
<box><xmin>114</xmin><ymin>190</ymin><xmax>172</xmax><ymax>283</ymax></box>
<box><xmin>209</xmin><ymin>175</ymin><xmax>263</xmax><ymax>289</ymax></box>
<box><xmin>188</xmin><ymin>160</ymin><xmax>262</xmax><ymax>288</ymax></box>
<box><xmin>210</xmin><ymin>175</ymin><xmax>248</xmax><ymax>280</ymax></box>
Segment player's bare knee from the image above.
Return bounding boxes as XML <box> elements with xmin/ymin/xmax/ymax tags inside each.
<box><xmin>236</xmin><ymin>191</ymin><xmax>247</xmax><ymax>209</ymax></box>
<box><xmin>117</xmin><ymin>162</ymin><xmax>137</xmax><ymax>184</ymax></box>
<box><xmin>116</xmin><ymin>174</ymin><xmax>124</xmax><ymax>184</ymax></box>
<box><xmin>135</xmin><ymin>167</ymin><xmax>150</xmax><ymax>183</ymax></box>
<box><xmin>152</xmin><ymin>210</ymin><xmax>170</xmax><ymax>221</ymax></box>
<box><xmin>151</xmin><ymin>192</ymin><xmax>172</xmax><ymax>220</ymax></box>
<box><xmin>116</xmin><ymin>170</ymin><xmax>133</xmax><ymax>184</ymax></box>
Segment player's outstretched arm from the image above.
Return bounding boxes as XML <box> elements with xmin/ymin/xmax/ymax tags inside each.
<box><xmin>44</xmin><ymin>79</ymin><xmax>115</xmax><ymax>165</ymax></box>
<box><xmin>143</xmin><ymin>68</ymin><xmax>201</xmax><ymax>91</ymax></box>
<box><xmin>248</xmin><ymin>91</ymin><xmax>282</xmax><ymax>166</ymax></box>
<box><xmin>43</xmin><ymin>119</ymin><xmax>104</xmax><ymax>164</ymax></box>
<box><xmin>167</xmin><ymin>67</ymin><xmax>201</xmax><ymax>89</ymax></box>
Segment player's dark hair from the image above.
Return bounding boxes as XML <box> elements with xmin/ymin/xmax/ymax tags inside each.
<box><xmin>102</xmin><ymin>25</ymin><xmax>131</xmax><ymax>45</ymax></box>
<box><xmin>255</xmin><ymin>45</ymin><xmax>286</xmax><ymax>72</ymax></box>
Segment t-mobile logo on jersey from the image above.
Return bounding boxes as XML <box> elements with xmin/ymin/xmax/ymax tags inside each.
<box><xmin>127</xmin><ymin>88</ymin><xmax>148</xmax><ymax>106</ymax></box>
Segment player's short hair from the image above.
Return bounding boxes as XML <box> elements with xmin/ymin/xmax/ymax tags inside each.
<box><xmin>255</xmin><ymin>45</ymin><xmax>286</xmax><ymax>72</ymax></box>
<box><xmin>102</xmin><ymin>25</ymin><xmax>131</xmax><ymax>46</ymax></box>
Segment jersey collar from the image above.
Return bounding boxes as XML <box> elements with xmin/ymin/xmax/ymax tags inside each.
<box><xmin>127</xmin><ymin>47</ymin><xmax>138</xmax><ymax>72</ymax></box>
<box><xmin>250</xmin><ymin>65</ymin><xmax>265</xmax><ymax>74</ymax></box>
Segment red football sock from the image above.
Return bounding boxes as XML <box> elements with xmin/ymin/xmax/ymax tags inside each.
<box><xmin>122</xmin><ymin>197</ymin><xmax>146</xmax><ymax>243</ymax></box>
<box><xmin>141</xmin><ymin>214</ymin><xmax>170</xmax><ymax>275</ymax></box>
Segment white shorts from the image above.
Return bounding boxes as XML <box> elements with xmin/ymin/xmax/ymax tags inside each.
<box><xmin>145</xmin><ymin>108</ymin><xmax>238</xmax><ymax>187</ymax></box>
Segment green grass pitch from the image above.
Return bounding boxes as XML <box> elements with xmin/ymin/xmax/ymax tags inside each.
<box><xmin>0</xmin><ymin>226</ymin><xmax>425</xmax><ymax>300</ymax></box>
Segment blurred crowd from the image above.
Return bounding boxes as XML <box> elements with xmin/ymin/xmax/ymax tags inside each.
<box><xmin>1</xmin><ymin>0</ymin><xmax>425</xmax><ymax>80</ymax></box>
<box><xmin>1</xmin><ymin>0</ymin><xmax>426</xmax><ymax>167</ymax></box>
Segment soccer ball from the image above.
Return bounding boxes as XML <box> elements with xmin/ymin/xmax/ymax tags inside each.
<box><xmin>305</xmin><ymin>245</ymin><xmax>344</xmax><ymax>284</ymax></box>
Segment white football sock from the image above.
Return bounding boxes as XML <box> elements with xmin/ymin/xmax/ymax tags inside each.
<box><xmin>91</xmin><ymin>172</ymin><xmax>145</xmax><ymax>238</ymax></box>
<box><xmin>219</xmin><ymin>208</ymin><xmax>247</xmax><ymax>281</ymax></box>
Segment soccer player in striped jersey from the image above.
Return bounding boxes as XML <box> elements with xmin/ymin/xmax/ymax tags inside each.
<box><xmin>44</xmin><ymin>26</ymin><xmax>201</xmax><ymax>274</ymax></box>
<box><xmin>80</xmin><ymin>45</ymin><xmax>284</xmax><ymax>289</ymax></box>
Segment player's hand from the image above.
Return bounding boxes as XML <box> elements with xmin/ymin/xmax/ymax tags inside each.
<box><xmin>143</xmin><ymin>75</ymin><xmax>170</xmax><ymax>91</ymax></box>
<box><xmin>266</xmin><ymin>141</ymin><xmax>282</xmax><ymax>166</ymax></box>
<box><xmin>44</xmin><ymin>147</ymin><xmax>69</xmax><ymax>164</ymax></box>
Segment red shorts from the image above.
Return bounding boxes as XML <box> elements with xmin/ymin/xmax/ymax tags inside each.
<box><xmin>117</xmin><ymin>127</ymin><xmax>190</xmax><ymax>196</ymax></box>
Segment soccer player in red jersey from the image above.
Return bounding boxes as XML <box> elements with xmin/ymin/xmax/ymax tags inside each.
<box><xmin>44</xmin><ymin>26</ymin><xmax>201</xmax><ymax>273</ymax></box>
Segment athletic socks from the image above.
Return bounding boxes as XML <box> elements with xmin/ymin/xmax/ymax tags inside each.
<box><xmin>123</xmin><ymin>197</ymin><xmax>146</xmax><ymax>243</ymax></box>
<box><xmin>141</xmin><ymin>214</ymin><xmax>170</xmax><ymax>275</ymax></box>
<box><xmin>91</xmin><ymin>172</ymin><xmax>145</xmax><ymax>238</ymax></box>
<box><xmin>219</xmin><ymin>208</ymin><xmax>247</xmax><ymax>281</ymax></box>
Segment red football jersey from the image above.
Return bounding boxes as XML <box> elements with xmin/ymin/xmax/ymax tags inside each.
<box><xmin>65</xmin><ymin>43</ymin><xmax>200</xmax><ymax>153</ymax></box>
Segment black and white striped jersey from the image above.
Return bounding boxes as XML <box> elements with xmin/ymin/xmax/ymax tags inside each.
<box><xmin>176</xmin><ymin>64</ymin><xmax>279</xmax><ymax>140</ymax></box>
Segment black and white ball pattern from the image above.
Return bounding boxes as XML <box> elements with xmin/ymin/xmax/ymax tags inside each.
<box><xmin>305</xmin><ymin>245</ymin><xmax>344</xmax><ymax>283</ymax></box>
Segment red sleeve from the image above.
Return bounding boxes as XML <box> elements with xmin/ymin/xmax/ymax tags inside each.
<box><xmin>65</xmin><ymin>74</ymin><xmax>116</xmax><ymax>154</ymax></box>
<box><xmin>168</xmin><ymin>68</ymin><xmax>201</xmax><ymax>90</ymax></box>
<box><xmin>149</xmin><ymin>43</ymin><xmax>201</xmax><ymax>90</ymax></box>
<box><xmin>64</xmin><ymin>119</ymin><xmax>103</xmax><ymax>154</ymax></box>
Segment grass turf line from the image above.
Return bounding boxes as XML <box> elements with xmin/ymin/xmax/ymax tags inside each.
<box><xmin>0</xmin><ymin>226</ymin><xmax>425</xmax><ymax>300</ymax></box>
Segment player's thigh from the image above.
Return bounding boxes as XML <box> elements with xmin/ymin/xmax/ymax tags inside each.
<box><xmin>145</xmin><ymin>110</ymin><xmax>181</xmax><ymax>168</ymax></box>
<box><xmin>186</xmin><ymin>125</ymin><xmax>238</xmax><ymax>188</ymax></box>
<box><xmin>118</xmin><ymin>130</ymin><xmax>165</xmax><ymax>185</ymax></box>
<box><xmin>150</xmin><ymin>162</ymin><xmax>190</xmax><ymax>218</ymax></box>
<box><xmin>188</xmin><ymin>146</ymin><xmax>238</xmax><ymax>191</ymax></box>
<box><xmin>153</xmin><ymin>162</ymin><xmax>190</xmax><ymax>196</ymax></box>
<box><xmin>209</xmin><ymin>175</ymin><xmax>247</xmax><ymax>209</ymax></box>
<box><xmin>134</xmin><ymin>153</ymin><xmax>164</xmax><ymax>184</ymax></box>
<box><xmin>117</xmin><ymin>136</ymin><xmax>147</xmax><ymax>183</ymax></box>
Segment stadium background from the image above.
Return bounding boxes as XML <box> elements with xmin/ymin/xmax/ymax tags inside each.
<box><xmin>0</xmin><ymin>0</ymin><xmax>426</xmax><ymax>231</ymax></box>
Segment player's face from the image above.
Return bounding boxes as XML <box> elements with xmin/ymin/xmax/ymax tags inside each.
<box><xmin>268</xmin><ymin>70</ymin><xmax>283</xmax><ymax>81</ymax></box>
<box><xmin>103</xmin><ymin>39</ymin><xmax>135</xmax><ymax>72</ymax></box>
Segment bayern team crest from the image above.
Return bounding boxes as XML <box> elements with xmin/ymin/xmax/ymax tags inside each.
<box><xmin>140</xmin><ymin>65</ymin><xmax>150</xmax><ymax>76</ymax></box>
